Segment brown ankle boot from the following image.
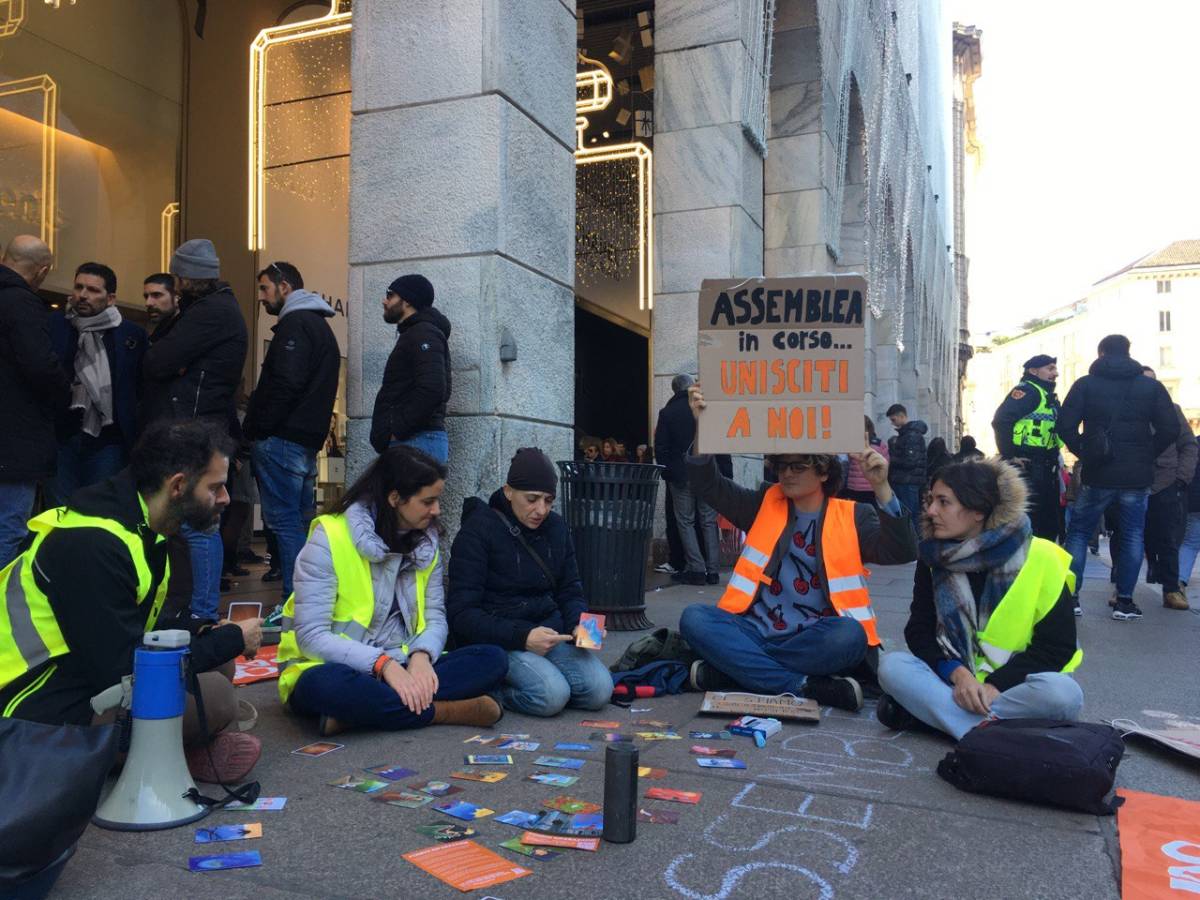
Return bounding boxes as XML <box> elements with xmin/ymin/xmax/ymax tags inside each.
<box><xmin>431</xmin><ymin>695</ymin><xmax>503</xmax><ymax>727</ymax></box>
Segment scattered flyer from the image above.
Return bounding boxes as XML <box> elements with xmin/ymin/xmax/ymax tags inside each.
<box><xmin>637</xmin><ymin>767</ymin><xmax>668</xmax><ymax>780</ymax></box>
<box><xmin>434</xmin><ymin>800</ymin><xmax>495</xmax><ymax>821</ymax></box>
<box><xmin>542</xmin><ymin>796</ymin><xmax>601</xmax><ymax>814</ymax></box>
<box><xmin>689</xmin><ymin>730</ymin><xmax>733</xmax><ymax>740</ymax></box>
<box><xmin>520</xmin><ymin>832</ymin><xmax>600</xmax><ymax>852</ymax></box>
<box><xmin>534</xmin><ymin>756</ymin><xmax>585</xmax><ymax>770</ymax></box>
<box><xmin>590</xmin><ymin>732</ymin><xmax>633</xmax><ymax>742</ymax></box>
<box><xmin>188</xmin><ymin>851</ymin><xmax>262</xmax><ymax>872</ymax></box>
<box><xmin>194</xmin><ymin>824</ymin><xmax>262</xmax><ymax>844</ymax></box>
<box><xmin>463</xmin><ymin>734</ymin><xmax>497</xmax><ymax>745</ymax></box>
<box><xmin>223</xmin><ymin>797</ymin><xmax>286</xmax><ymax>811</ymax></box>
<box><xmin>576</xmin><ymin>613</ymin><xmax>605</xmax><ymax>649</ymax></box>
<box><xmin>637</xmin><ymin>731</ymin><xmax>682</xmax><ymax>741</ymax></box>
<box><xmin>409</xmin><ymin>780</ymin><xmax>463</xmax><ymax>798</ymax></box>
<box><xmin>328</xmin><ymin>774</ymin><xmax>389</xmax><ymax>794</ymax></box>
<box><xmin>526</xmin><ymin>772</ymin><xmax>579</xmax><ymax>787</ymax></box>
<box><xmin>412</xmin><ymin>823</ymin><xmax>477</xmax><ymax>843</ymax></box>
<box><xmin>645</xmin><ymin>787</ymin><xmax>702</xmax><ymax>804</ymax></box>
<box><xmin>554</xmin><ymin>742</ymin><xmax>593</xmax><ymax>752</ymax></box>
<box><xmin>292</xmin><ymin>741</ymin><xmax>343</xmax><ymax>758</ymax></box>
<box><xmin>493</xmin><ymin>740</ymin><xmax>541</xmax><ymax>752</ymax></box>
<box><xmin>499</xmin><ymin>837</ymin><xmax>561</xmax><ymax>860</ymax></box>
<box><xmin>496</xmin><ymin>810</ymin><xmax>541</xmax><ymax>828</ymax></box>
<box><xmin>465</xmin><ymin>754</ymin><xmax>514</xmax><ymax>766</ymax></box>
<box><xmin>637</xmin><ymin>808</ymin><xmax>680</xmax><ymax>825</ymax></box>
<box><xmin>697</xmin><ymin>758</ymin><xmax>747</xmax><ymax>769</ymax></box>
<box><xmin>580</xmin><ymin>719</ymin><xmax>622</xmax><ymax>729</ymax></box>
<box><xmin>631</xmin><ymin>719</ymin><xmax>673</xmax><ymax>728</ymax></box>
<box><xmin>690</xmin><ymin>745</ymin><xmax>738</xmax><ymax>758</ymax></box>
<box><xmin>403</xmin><ymin>840</ymin><xmax>532</xmax><ymax>892</ymax></box>
<box><xmin>364</xmin><ymin>764</ymin><xmax>418</xmax><ymax>781</ymax></box>
<box><xmin>527</xmin><ymin>810</ymin><xmax>602</xmax><ymax>837</ymax></box>
<box><xmin>450</xmin><ymin>768</ymin><xmax>508</xmax><ymax>783</ymax></box>
<box><xmin>373</xmin><ymin>790</ymin><xmax>434</xmax><ymax>809</ymax></box>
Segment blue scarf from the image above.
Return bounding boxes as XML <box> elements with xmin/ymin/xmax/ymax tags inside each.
<box><xmin>918</xmin><ymin>515</ymin><xmax>1032</xmax><ymax>672</ymax></box>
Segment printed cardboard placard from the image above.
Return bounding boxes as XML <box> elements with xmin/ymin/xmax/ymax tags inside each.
<box><xmin>699</xmin><ymin>690</ymin><xmax>820</xmax><ymax>722</ymax></box>
<box><xmin>403</xmin><ymin>839</ymin><xmax>532</xmax><ymax>892</ymax></box>
<box><xmin>697</xmin><ymin>275</ymin><xmax>867</xmax><ymax>454</ymax></box>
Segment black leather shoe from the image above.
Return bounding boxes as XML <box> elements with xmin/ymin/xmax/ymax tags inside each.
<box><xmin>875</xmin><ymin>693</ymin><xmax>920</xmax><ymax>731</ymax></box>
<box><xmin>705</xmin><ymin>572</ymin><xmax>720</xmax><ymax>585</ymax></box>
<box><xmin>261</xmin><ymin>568</ymin><xmax>281</xmax><ymax>583</ymax></box>
<box><xmin>224</xmin><ymin>564</ymin><xmax>250</xmax><ymax>577</ymax></box>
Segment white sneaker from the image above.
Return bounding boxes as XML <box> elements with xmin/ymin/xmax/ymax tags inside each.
<box><xmin>653</xmin><ymin>562</ymin><xmax>678</xmax><ymax>574</ymax></box>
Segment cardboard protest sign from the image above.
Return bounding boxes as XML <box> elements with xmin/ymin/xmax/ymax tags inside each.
<box><xmin>697</xmin><ymin>275</ymin><xmax>867</xmax><ymax>454</ymax></box>
<box><xmin>699</xmin><ymin>691</ymin><xmax>820</xmax><ymax>722</ymax></box>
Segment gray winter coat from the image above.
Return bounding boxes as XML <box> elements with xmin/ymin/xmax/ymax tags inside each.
<box><xmin>1151</xmin><ymin>404</ymin><xmax>1197</xmax><ymax>494</ymax></box>
<box><xmin>291</xmin><ymin>501</ymin><xmax>447</xmax><ymax>672</ymax></box>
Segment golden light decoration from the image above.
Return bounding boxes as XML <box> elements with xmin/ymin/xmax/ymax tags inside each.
<box><xmin>575</xmin><ymin>54</ymin><xmax>653</xmax><ymax>310</ymax></box>
<box><xmin>248</xmin><ymin>1</ymin><xmax>350</xmax><ymax>250</ymax></box>
<box><xmin>42</xmin><ymin>0</ymin><xmax>75</xmax><ymax>8</ymax></box>
<box><xmin>0</xmin><ymin>0</ymin><xmax>25</xmax><ymax>38</ymax></box>
<box><xmin>0</xmin><ymin>74</ymin><xmax>57</xmax><ymax>250</ymax></box>
<box><xmin>160</xmin><ymin>201</ymin><xmax>179</xmax><ymax>270</ymax></box>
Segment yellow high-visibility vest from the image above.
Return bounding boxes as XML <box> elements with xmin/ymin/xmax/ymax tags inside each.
<box><xmin>277</xmin><ymin>513</ymin><xmax>436</xmax><ymax>703</ymax></box>
<box><xmin>0</xmin><ymin>503</ymin><xmax>168</xmax><ymax>717</ymax></box>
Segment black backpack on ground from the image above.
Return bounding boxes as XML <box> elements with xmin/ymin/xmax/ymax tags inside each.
<box><xmin>936</xmin><ymin>718</ymin><xmax>1126</xmax><ymax>815</ymax></box>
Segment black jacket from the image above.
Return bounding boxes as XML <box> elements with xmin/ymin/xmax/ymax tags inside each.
<box><xmin>887</xmin><ymin>420</ymin><xmax>929</xmax><ymax>485</ymax></box>
<box><xmin>243</xmin><ymin>295</ymin><xmax>340</xmax><ymax>450</ymax></box>
<box><xmin>991</xmin><ymin>375</ymin><xmax>1060</xmax><ymax>461</ymax></box>
<box><xmin>447</xmin><ymin>490</ymin><xmax>588</xmax><ymax>652</ymax></box>
<box><xmin>0</xmin><ymin>264</ymin><xmax>69</xmax><ymax>482</ymax></box>
<box><xmin>49</xmin><ymin>314</ymin><xmax>147</xmax><ymax>452</ymax></box>
<box><xmin>905</xmin><ymin>562</ymin><xmax>1078</xmax><ymax>693</ymax></box>
<box><xmin>653</xmin><ymin>391</ymin><xmax>695</xmax><ymax>485</ymax></box>
<box><xmin>1058</xmin><ymin>354</ymin><xmax>1179</xmax><ymax>489</ymax></box>
<box><xmin>141</xmin><ymin>285</ymin><xmax>248</xmax><ymax>429</ymax></box>
<box><xmin>0</xmin><ymin>470</ymin><xmax>245</xmax><ymax>726</ymax></box>
<box><xmin>1189</xmin><ymin>437</ymin><xmax>1200</xmax><ymax>513</ymax></box>
<box><xmin>370</xmin><ymin>307</ymin><xmax>452</xmax><ymax>453</ymax></box>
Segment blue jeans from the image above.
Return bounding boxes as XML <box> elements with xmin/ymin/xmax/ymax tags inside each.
<box><xmin>289</xmin><ymin>645</ymin><xmax>509</xmax><ymax>730</ymax></box>
<box><xmin>877</xmin><ymin>651</ymin><xmax>1084</xmax><ymax>740</ymax></box>
<box><xmin>0</xmin><ymin>481</ymin><xmax>36</xmax><ymax>569</ymax></box>
<box><xmin>391</xmin><ymin>430</ymin><xmax>449</xmax><ymax>465</ymax></box>
<box><xmin>48</xmin><ymin>434</ymin><xmax>125</xmax><ymax>506</ymax></box>
<box><xmin>892</xmin><ymin>484</ymin><xmax>922</xmax><ymax>518</ymax></box>
<box><xmin>181</xmin><ymin>523</ymin><xmax>223</xmax><ymax>621</ymax></box>
<box><xmin>500</xmin><ymin>641</ymin><xmax>613</xmax><ymax>716</ymax></box>
<box><xmin>1065</xmin><ymin>485</ymin><xmax>1148</xmax><ymax>599</ymax></box>
<box><xmin>1179</xmin><ymin>512</ymin><xmax>1200</xmax><ymax>588</ymax></box>
<box><xmin>679</xmin><ymin>604</ymin><xmax>868</xmax><ymax>695</ymax></box>
<box><xmin>252</xmin><ymin>437</ymin><xmax>318</xmax><ymax>600</ymax></box>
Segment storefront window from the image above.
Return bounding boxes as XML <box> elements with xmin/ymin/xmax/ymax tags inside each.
<box><xmin>0</xmin><ymin>0</ymin><xmax>183</xmax><ymax>311</ymax></box>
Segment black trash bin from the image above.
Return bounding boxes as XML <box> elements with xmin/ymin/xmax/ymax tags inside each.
<box><xmin>557</xmin><ymin>461</ymin><xmax>663</xmax><ymax>631</ymax></box>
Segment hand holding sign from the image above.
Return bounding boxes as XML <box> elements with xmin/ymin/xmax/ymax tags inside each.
<box><xmin>687</xmin><ymin>383</ymin><xmax>706</xmax><ymax>420</ymax></box>
<box><xmin>849</xmin><ymin>448</ymin><xmax>894</xmax><ymax>506</ymax></box>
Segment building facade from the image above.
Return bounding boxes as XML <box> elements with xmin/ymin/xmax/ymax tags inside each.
<box><xmin>963</xmin><ymin>239</ymin><xmax>1200</xmax><ymax>453</ymax></box>
<box><xmin>0</xmin><ymin>0</ymin><xmax>964</xmax><ymax>530</ymax></box>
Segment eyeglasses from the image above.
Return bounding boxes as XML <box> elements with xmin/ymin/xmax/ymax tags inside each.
<box><xmin>775</xmin><ymin>460</ymin><xmax>816</xmax><ymax>475</ymax></box>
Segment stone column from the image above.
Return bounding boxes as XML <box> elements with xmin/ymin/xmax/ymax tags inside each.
<box><xmin>653</xmin><ymin>0</ymin><xmax>765</xmax><ymax>485</ymax></box>
<box><xmin>345</xmin><ymin>0</ymin><xmax>577</xmax><ymax>532</ymax></box>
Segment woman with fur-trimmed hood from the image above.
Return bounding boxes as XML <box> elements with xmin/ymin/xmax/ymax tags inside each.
<box><xmin>876</xmin><ymin>457</ymin><xmax>1084</xmax><ymax>739</ymax></box>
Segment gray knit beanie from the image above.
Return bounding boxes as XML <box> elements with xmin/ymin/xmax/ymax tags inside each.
<box><xmin>170</xmin><ymin>239</ymin><xmax>221</xmax><ymax>279</ymax></box>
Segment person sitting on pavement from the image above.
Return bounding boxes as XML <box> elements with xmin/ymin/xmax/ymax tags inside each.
<box><xmin>875</xmin><ymin>458</ymin><xmax>1084</xmax><ymax>739</ymax></box>
<box><xmin>280</xmin><ymin>445</ymin><xmax>507</xmax><ymax>736</ymax></box>
<box><xmin>0</xmin><ymin>418</ymin><xmax>263</xmax><ymax>783</ymax></box>
<box><xmin>679</xmin><ymin>384</ymin><xmax>918</xmax><ymax>712</ymax></box>
<box><xmin>447</xmin><ymin>448</ymin><xmax>613</xmax><ymax>717</ymax></box>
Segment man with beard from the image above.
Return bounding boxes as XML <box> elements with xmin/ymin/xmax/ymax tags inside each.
<box><xmin>244</xmin><ymin>261</ymin><xmax>339</xmax><ymax>607</ymax></box>
<box><xmin>0</xmin><ymin>419</ymin><xmax>262</xmax><ymax>782</ymax></box>
<box><xmin>142</xmin><ymin>239</ymin><xmax>247</xmax><ymax>622</ymax></box>
<box><xmin>369</xmin><ymin>274</ymin><xmax>452</xmax><ymax>463</ymax></box>
<box><xmin>143</xmin><ymin>272</ymin><xmax>180</xmax><ymax>341</ymax></box>
<box><xmin>47</xmin><ymin>262</ymin><xmax>147</xmax><ymax>504</ymax></box>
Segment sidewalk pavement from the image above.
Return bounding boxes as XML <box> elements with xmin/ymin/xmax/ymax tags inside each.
<box><xmin>55</xmin><ymin>543</ymin><xmax>1198</xmax><ymax>899</ymax></box>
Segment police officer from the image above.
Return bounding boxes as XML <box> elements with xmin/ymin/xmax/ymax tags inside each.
<box><xmin>992</xmin><ymin>354</ymin><xmax>1062</xmax><ymax>540</ymax></box>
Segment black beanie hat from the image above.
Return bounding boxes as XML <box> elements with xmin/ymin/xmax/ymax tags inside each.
<box><xmin>506</xmin><ymin>448</ymin><xmax>558</xmax><ymax>496</ymax></box>
<box><xmin>387</xmin><ymin>273</ymin><xmax>435</xmax><ymax>310</ymax></box>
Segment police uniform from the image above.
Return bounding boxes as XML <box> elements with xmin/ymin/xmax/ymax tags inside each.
<box><xmin>992</xmin><ymin>356</ymin><xmax>1062</xmax><ymax>541</ymax></box>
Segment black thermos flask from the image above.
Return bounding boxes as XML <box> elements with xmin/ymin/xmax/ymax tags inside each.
<box><xmin>602</xmin><ymin>742</ymin><xmax>638</xmax><ymax>843</ymax></box>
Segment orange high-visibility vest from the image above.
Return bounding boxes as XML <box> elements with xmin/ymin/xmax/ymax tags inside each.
<box><xmin>718</xmin><ymin>488</ymin><xmax>880</xmax><ymax>646</ymax></box>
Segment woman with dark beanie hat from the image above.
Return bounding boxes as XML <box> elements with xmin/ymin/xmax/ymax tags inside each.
<box><xmin>447</xmin><ymin>448</ymin><xmax>613</xmax><ymax>716</ymax></box>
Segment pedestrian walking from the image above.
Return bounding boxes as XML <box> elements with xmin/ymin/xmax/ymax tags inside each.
<box><xmin>840</xmin><ymin>415</ymin><xmax>890</xmax><ymax>503</ymax></box>
<box><xmin>47</xmin><ymin>262</ymin><xmax>147</xmax><ymax>504</ymax></box>
<box><xmin>954</xmin><ymin>435</ymin><xmax>984</xmax><ymax>462</ymax></box>
<box><xmin>992</xmin><ymin>354</ymin><xmax>1063</xmax><ymax>541</ymax></box>
<box><xmin>0</xmin><ymin>235</ymin><xmax>68</xmax><ymax>568</ymax></box>
<box><xmin>243</xmin><ymin>262</ymin><xmax>340</xmax><ymax>608</ymax></box>
<box><xmin>1057</xmin><ymin>334</ymin><xmax>1179</xmax><ymax>620</ymax></box>
<box><xmin>886</xmin><ymin>403</ymin><xmax>928</xmax><ymax>516</ymax></box>
<box><xmin>369</xmin><ymin>274</ymin><xmax>451</xmax><ymax>463</ymax></box>
<box><xmin>925</xmin><ymin>437</ymin><xmax>955</xmax><ymax>483</ymax></box>
<box><xmin>1176</xmin><ymin>435</ymin><xmax>1200</xmax><ymax>599</ymax></box>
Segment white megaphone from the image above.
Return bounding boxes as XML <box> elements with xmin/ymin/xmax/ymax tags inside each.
<box><xmin>92</xmin><ymin>630</ymin><xmax>210</xmax><ymax>830</ymax></box>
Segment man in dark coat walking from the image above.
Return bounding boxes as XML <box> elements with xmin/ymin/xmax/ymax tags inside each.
<box><xmin>47</xmin><ymin>262</ymin><xmax>147</xmax><ymax>505</ymax></box>
<box><xmin>369</xmin><ymin>274</ymin><xmax>451</xmax><ymax>463</ymax></box>
<box><xmin>0</xmin><ymin>235</ymin><xmax>69</xmax><ymax>567</ymax></box>
<box><xmin>886</xmin><ymin>403</ymin><xmax>928</xmax><ymax>516</ymax></box>
<box><xmin>1058</xmin><ymin>334</ymin><xmax>1179</xmax><ymax>620</ymax></box>
<box><xmin>141</xmin><ymin>238</ymin><xmax>248</xmax><ymax>622</ymax></box>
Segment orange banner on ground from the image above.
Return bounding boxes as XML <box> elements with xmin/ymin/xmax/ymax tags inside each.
<box><xmin>1118</xmin><ymin>789</ymin><xmax>1200</xmax><ymax>898</ymax></box>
